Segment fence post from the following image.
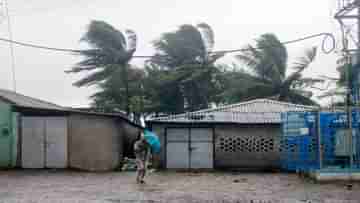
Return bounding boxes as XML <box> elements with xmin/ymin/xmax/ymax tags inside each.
<box><xmin>317</xmin><ymin>110</ymin><xmax>322</xmax><ymax>169</ymax></box>
<box><xmin>349</xmin><ymin>106</ymin><xmax>354</xmax><ymax>169</ymax></box>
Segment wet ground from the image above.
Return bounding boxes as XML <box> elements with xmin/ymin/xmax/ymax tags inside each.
<box><xmin>0</xmin><ymin>170</ymin><xmax>359</xmax><ymax>203</ymax></box>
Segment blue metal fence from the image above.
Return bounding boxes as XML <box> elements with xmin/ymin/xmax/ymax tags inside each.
<box><xmin>281</xmin><ymin>112</ymin><xmax>318</xmax><ymax>171</ymax></box>
<box><xmin>281</xmin><ymin>110</ymin><xmax>360</xmax><ymax>172</ymax></box>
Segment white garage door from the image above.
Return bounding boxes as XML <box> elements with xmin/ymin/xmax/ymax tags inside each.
<box><xmin>22</xmin><ymin>117</ymin><xmax>67</xmax><ymax>169</ymax></box>
<box><xmin>190</xmin><ymin>128</ymin><xmax>213</xmax><ymax>169</ymax></box>
<box><xmin>166</xmin><ymin>128</ymin><xmax>213</xmax><ymax>169</ymax></box>
<box><xmin>22</xmin><ymin>117</ymin><xmax>45</xmax><ymax>168</ymax></box>
<box><xmin>166</xmin><ymin>128</ymin><xmax>189</xmax><ymax>169</ymax></box>
<box><xmin>45</xmin><ymin>117</ymin><xmax>68</xmax><ymax>168</ymax></box>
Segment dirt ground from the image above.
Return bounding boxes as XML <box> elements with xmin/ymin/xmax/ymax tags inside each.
<box><xmin>0</xmin><ymin>170</ymin><xmax>359</xmax><ymax>203</ymax></box>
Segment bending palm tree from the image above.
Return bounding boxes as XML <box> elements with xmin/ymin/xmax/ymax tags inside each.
<box><xmin>66</xmin><ymin>20</ymin><xmax>137</xmax><ymax>114</ymax></box>
<box><xmin>234</xmin><ymin>33</ymin><xmax>323</xmax><ymax>105</ymax></box>
<box><xmin>150</xmin><ymin>23</ymin><xmax>224</xmax><ymax>112</ymax></box>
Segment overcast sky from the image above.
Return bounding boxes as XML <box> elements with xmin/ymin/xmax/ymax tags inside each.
<box><xmin>0</xmin><ymin>0</ymin><xmax>341</xmax><ymax>107</ymax></box>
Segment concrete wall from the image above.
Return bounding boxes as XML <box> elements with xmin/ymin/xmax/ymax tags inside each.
<box><xmin>68</xmin><ymin>114</ymin><xmax>123</xmax><ymax>171</ymax></box>
<box><xmin>214</xmin><ymin>125</ymin><xmax>281</xmax><ymax>169</ymax></box>
<box><xmin>150</xmin><ymin>123</ymin><xmax>281</xmax><ymax>169</ymax></box>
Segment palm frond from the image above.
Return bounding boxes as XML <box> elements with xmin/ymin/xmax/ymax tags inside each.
<box><xmin>68</xmin><ymin>21</ymin><xmax>137</xmax><ymax>87</ymax></box>
<box><xmin>236</xmin><ymin>34</ymin><xmax>287</xmax><ymax>84</ymax></box>
<box><xmin>285</xmin><ymin>91</ymin><xmax>319</xmax><ymax>106</ymax></box>
<box><xmin>196</xmin><ymin>23</ymin><xmax>215</xmax><ymax>53</ymax></box>
<box><xmin>236</xmin><ymin>45</ymin><xmax>262</xmax><ymax>69</ymax></box>
<box><xmin>72</xmin><ymin>65</ymin><xmax>118</xmax><ymax>87</ymax></box>
<box><xmin>151</xmin><ymin>23</ymin><xmax>223</xmax><ymax>69</ymax></box>
<box><xmin>255</xmin><ymin>33</ymin><xmax>287</xmax><ymax>81</ymax></box>
<box><xmin>291</xmin><ymin>46</ymin><xmax>317</xmax><ymax>72</ymax></box>
<box><xmin>66</xmin><ymin>50</ymin><xmax>116</xmax><ymax>73</ymax></box>
<box><xmin>283</xmin><ymin>47</ymin><xmax>318</xmax><ymax>89</ymax></box>
<box><xmin>207</xmin><ymin>53</ymin><xmax>225</xmax><ymax>64</ymax></box>
<box><xmin>124</xmin><ymin>29</ymin><xmax>137</xmax><ymax>52</ymax></box>
<box><xmin>82</xmin><ymin>20</ymin><xmax>127</xmax><ymax>53</ymax></box>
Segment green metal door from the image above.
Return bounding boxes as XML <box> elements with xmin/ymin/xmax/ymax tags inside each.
<box><xmin>0</xmin><ymin>102</ymin><xmax>17</xmax><ymax>168</ymax></box>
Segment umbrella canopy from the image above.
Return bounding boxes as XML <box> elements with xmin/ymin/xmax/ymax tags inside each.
<box><xmin>143</xmin><ymin>130</ymin><xmax>161</xmax><ymax>153</ymax></box>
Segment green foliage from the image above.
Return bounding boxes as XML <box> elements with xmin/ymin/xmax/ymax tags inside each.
<box><xmin>142</xmin><ymin>64</ymin><xmax>180</xmax><ymax>113</ymax></box>
<box><xmin>66</xmin><ymin>20</ymin><xmax>138</xmax><ymax>115</ymax></box>
<box><xmin>224</xmin><ymin>33</ymin><xmax>322</xmax><ymax>106</ymax></box>
<box><xmin>70</xmin><ymin>21</ymin><xmax>323</xmax><ymax>117</ymax></box>
<box><xmin>150</xmin><ymin>23</ymin><xmax>225</xmax><ymax>113</ymax></box>
<box><xmin>90</xmin><ymin>66</ymin><xmax>145</xmax><ymax>113</ymax></box>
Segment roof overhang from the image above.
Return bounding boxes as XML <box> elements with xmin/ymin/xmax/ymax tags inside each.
<box><xmin>13</xmin><ymin>105</ymin><xmax>145</xmax><ymax>130</ymax></box>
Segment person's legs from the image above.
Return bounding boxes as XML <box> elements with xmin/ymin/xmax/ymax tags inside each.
<box><xmin>140</xmin><ymin>167</ymin><xmax>146</xmax><ymax>181</ymax></box>
<box><xmin>139</xmin><ymin>159</ymin><xmax>146</xmax><ymax>183</ymax></box>
<box><xmin>135</xmin><ymin>159</ymin><xmax>144</xmax><ymax>184</ymax></box>
<box><xmin>136</xmin><ymin>170</ymin><xmax>141</xmax><ymax>184</ymax></box>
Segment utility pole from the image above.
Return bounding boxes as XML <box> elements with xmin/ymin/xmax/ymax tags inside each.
<box><xmin>334</xmin><ymin>0</ymin><xmax>360</xmax><ymax>170</ymax></box>
<box><xmin>358</xmin><ymin>1</ymin><xmax>360</xmax><ymax>68</ymax></box>
<box><xmin>3</xmin><ymin>0</ymin><xmax>16</xmax><ymax>92</ymax></box>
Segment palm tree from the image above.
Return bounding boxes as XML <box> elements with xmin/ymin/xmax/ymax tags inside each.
<box><xmin>90</xmin><ymin>67</ymin><xmax>145</xmax><ymax>111</ymax></box>
<box><xmin>91</xmin><ymin>67</ymin><xmax>146</xmax><ymax>123</ymax></box>
<box><xmin>232</xmin><ymin>33</ymin><xmax>323</xmax><ymax>105</ymax></box>
<box><xmin>66</xmin><ymin>20</ymin><xmax>137</xmax><ymax>115</ymax></box>
<box><xmin>150</xmin><ymin>23</ymin><xmax>224</xmax><ymax>112</ymax></box>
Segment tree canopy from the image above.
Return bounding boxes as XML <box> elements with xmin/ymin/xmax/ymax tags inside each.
<box><xmin>149</xmin><ymin>23</ymin><xmax>225</xmax><ymax>112</ymax></box>
<box><xmin>66</xmin><ymin>20</ymin><xmax>139</xmax><ymax>115</ymax></box>
<box><xmin>223</xmin><ymin>33</ymin><xmax>323</xmax><ymax>105</ymax></box>
<box><xmin>69</xmin><ymin>21</ymin><xmax>325</xmax><ymax>119</ymax></box>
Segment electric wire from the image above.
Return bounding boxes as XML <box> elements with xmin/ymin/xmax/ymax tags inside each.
<box><xmin>0</xmin><ymin>32</ymin><xmax>337</xmax><ymax>58</ymax></box>
<box><xmin>211</xmin><ymin>33</ymin><xmax>336</xmax><ymax>55</ymax></box>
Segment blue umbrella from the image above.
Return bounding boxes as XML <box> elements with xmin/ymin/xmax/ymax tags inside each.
<box><xmin>143</xmin><ymin>130</ymin><xmax>161</xmax><ymax>153</ymax></box>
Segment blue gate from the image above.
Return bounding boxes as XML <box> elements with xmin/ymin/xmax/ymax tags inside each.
<box><xmin>281</xmin><ymin>112</ymin><xmax>318</xmax><ymax>171</ymax></box>
<box><xmin>281</xmin><ymin>110</ymin><xmax>360</xmax><ymax>171</ymax></box>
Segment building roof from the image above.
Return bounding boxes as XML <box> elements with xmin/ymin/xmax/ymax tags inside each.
<box><xmin>69</xmin><ymin>107</ymin><xmax>127</xmax><ymax>117</ymax></box>
<box><xmin>148</xmin><ymin>99</ymin><xmax>317</xmax><ymax>124</ymax></box>
<box><xmin>0</xmin><ymin>88</ymin><xmax>144</xmax><ymax>129</ymax></box>
<box><xmin>0</xmin><ymin>88</ymin><xmax>65</xmax><ymax>110</ymax></box>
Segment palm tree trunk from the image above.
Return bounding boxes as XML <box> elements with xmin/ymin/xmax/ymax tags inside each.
<box><xmin>176</xmin><ymin>85</ymin><xmax>185</xmax><ymax>113</ymax></box>
<box><xmin>125</xmin><ymin>82</ymin><xmax>130</xmax><ymax>116</ymax></box>
<box><xmin>122</xmin><ymin>64</ymin><xmax>130</xmax><ymax>116</ymax></box>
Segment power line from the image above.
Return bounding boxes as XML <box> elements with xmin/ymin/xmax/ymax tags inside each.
<box><xmin>4</xmin><ymin>0</ymin><xmax>16</xmax><ymax>92</ymax></box>
<box><xmin>0</xmin><ymin>37</ymin><xmax>83</xmax><ymax>53</ymax></box>
<box><xmin>0</xmin><ymin>32</ymin><xmax>336</xmax><ymax>58</ymax></box>
<box><xmin>211</xmin><ymin>33</ymin><xmax>336</xmax><ymax>55</ymax></box>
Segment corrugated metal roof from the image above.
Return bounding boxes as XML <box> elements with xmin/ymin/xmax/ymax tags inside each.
<box><xmin>149</xmin><ymin>99</ymin><xmax>317</xmax><ymax>124</ymax></box>
<box><xmin>0</xmin><ymin>89</ymin><xmax>145</xmax><ymax>129</ymax></box>
<box><xmin>0</xmin><ymin>88</ymin><xmax>65</xmax><ymax>110</ymax></box>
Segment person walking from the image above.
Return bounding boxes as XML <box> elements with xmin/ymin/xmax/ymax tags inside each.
<box><xmin>134</xmin><ymin>132</ymin><xmax>151</xmax><ymax>184</ymax></box>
